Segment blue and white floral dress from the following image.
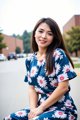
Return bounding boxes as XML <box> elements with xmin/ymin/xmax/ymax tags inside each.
<box><xmin>4</xmin><ymin>48</ymin><xmax>78</xmax><ymax>120</ymax></box>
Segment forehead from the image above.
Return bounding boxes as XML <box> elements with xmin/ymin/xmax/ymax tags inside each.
<box><xmin>37</xmin><ymin>22</ymin><xmax>51</xmax><ymax>31</ymax></box>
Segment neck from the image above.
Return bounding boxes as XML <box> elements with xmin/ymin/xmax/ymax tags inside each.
<box><xmin>37</xmin><ymin>49</ymin><xmax>46</xmax><ymax>61</ymax></box>
<box><xmin>38</xmin><ymin>48</ymin><xmax>46</xmax><ymax>55</ymax></box>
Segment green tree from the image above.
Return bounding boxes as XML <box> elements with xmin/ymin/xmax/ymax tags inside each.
<box><xmin>64</xmin><ymin>26</ymin><xmax>80</xmax><ymax>56</ymax></box>
<box><xmin>11</xmin><ymin>30</ymin><xmax>31</xmax><ymax>53</ymax></box>
<box><xmin>22</xmin><ymin>30</ymin><xmax>31</xmax><ymax>53</ymax></box>
<box><xmin>0</xmin><ymin>29</ymin><xmax>6</xmax><ymax>53</ymax></box>
<box><xmin>15</xmin><ymin>46</ymin><xmax>21</xmax><ymax>54</ymax></box>
<box><xmin>12</xmin><ymin>34</ymin><xmax>22</xmax><ymax>40</ymax></box>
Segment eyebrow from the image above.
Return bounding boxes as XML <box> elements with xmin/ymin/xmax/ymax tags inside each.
<box><xmin>39</xmin><ymin>28</ymin><xmax>52</xmax><ymax>32</ymax></box>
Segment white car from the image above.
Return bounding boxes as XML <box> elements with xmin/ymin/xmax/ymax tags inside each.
<box><xmin>17</xmin><ymin>53</ymin><xmax>26</xmax><ymax>58</ymax></box>
<box><xmin>0</xmin><ymin>54</ymin><xmax>7</xmax><ymax>61</ymax></box>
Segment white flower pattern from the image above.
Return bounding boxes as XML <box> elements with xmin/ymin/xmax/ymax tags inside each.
<box><xmin>55</xmin><ymin>63</ymin><xmax>61</xmax><ymax>74</ymax></box>
<box><xmin>53</xmin><ymin>50</ymin><xmax>62</xmax><ymax>61</ymax></box>
<box><xmin>58</xmin><ymin>73</ymin><xmax>68</xmax><ymax>82</ymax></box>
<box><xmin>4</xmin><ymin>115</ymin><xmax>12</xmax><ymax>120</ymax></box>
<box><xmin>35</xmin><ymin>86</ymin><xmax>44</xmax><ymax>93</ymax></box>
<box><xmin>37</xmin><ymin>76</ymin><xmax>47</xmax><ymax>87</ymax></box>
<box><xmin>4</xmin><ymin>48</ymin><xmax>77</xmax><ymax>120</ymax></box>
<box><xmin>63</xmin><ymin>65</ymin><xmax>70</xmax><ymax>72</ymax></box>
<box><xmin>58</xmin><ymin>95</ymin><xmax>65</xmax><ymax>102</ymax></box>
<box><xmin>69</xmin><ymin>114</ymin><xmax>75</xmax><ymax>120</ymax></box>
<box><xmin>64</xmin><ymin>100</ymin><xmax>73</xmax><ymax>109</ymax></box>
<box><xmin>54</xmin><ymin>111</ymin><xmax>67</xmax><ymax>118</ymax></box>
<box><xmin>15</xmin><ymin>110</ymin><xmax>27</xmax><ymax>117</ymax></box>
<box><xmin>30</xmin><ymin>66</ymin><xmax>38</xmax><ymax>77</ymax></box>
<box><xmin>44</xmin><ymin>118</ymin><xmax>49</xmax><ymax>120</ymax></box>
<box><xmin>50</xmin><ymin>79</ymin><xmax>58</xmax><ymax>87</ymax></box>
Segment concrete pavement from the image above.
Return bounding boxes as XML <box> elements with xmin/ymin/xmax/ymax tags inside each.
<box><xmin>0</xmin><ymin>58</ymin><xmax>80</xmax><ymax>120</ymax></box>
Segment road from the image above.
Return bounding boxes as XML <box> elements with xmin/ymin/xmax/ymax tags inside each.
<box><xmin>0</xmin><ymin>58</ymin><xmax>29</xmax><ymax>119</ymax></box>
<box><xmin>0</xmin><ymin>59</ymin><xmax>80</xmax><ymax>120</ymax></box>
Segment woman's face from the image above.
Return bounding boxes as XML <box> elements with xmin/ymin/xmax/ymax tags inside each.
<box><xmin>34</xmin><ymin>22</ymin><xmax>54</xmax><ymax>49</ymax></box>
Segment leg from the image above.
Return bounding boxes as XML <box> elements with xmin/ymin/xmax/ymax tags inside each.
<box><xmin>4</xmin><ymin>108</ymin><xmax>30</xmax><ymax>120</ymax></box>
<box><xmin>34</xmin><ymin>110</ymin><xmax>77</xmax><ymax>120</ymax></box>
<box><xmin>34</xmin><ymin>110</ymin><xmax>68</xmax><ymax>120</ymax></box>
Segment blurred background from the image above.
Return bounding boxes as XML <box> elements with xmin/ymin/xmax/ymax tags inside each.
<box><xmin>0</xmin><ymin>0</ymin><xmax>80</xmax><ymax>119</ymax></box>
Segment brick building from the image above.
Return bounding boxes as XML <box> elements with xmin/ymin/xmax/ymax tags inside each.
<box><xmin>2</xmin><ymin>34</ymin><xmax>23</xmax><ymax>56</ymax></box>
<box><xmin>63</xmin><ymin>15</ymin><xmax>80</xmax><ymax>34</ymax></box>
<box><xmin>63</xmin><ymin>15</ymin><xmax>80</xmax><ymax>57</ymax></box>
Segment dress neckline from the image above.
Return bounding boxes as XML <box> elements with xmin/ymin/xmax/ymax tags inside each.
<box><xmin>34</xmin><ymin>52</ymin><xmax>46</xmax><ymax>63</ymax></box>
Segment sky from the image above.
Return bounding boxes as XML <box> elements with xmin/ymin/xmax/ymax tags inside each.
<box><xmin>0</xmin><ymin>0</ymin><xmax>80</xmax><ymax>35</ymax></box>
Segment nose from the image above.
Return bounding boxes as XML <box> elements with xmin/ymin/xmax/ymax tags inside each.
<box><xmin>42</xmin><ymin>32</ymin><xmax>47</xmax><ymax>38</ymax></box>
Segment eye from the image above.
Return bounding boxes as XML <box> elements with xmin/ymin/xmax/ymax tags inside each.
<box><xmin>38</xmin><ymin>30</ymin><xmax>43</xmax><ymax>33</ymax></box>
<box><xmin>48</xmin><ymin>32</ymin><xmax>53</xmax><ymax>36</ymax></box>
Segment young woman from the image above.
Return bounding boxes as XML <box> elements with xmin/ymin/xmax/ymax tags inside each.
<box><xmin>4</xmin><ymin>18</ymin><xmax>78</xmax><ymax>120</ymax></box>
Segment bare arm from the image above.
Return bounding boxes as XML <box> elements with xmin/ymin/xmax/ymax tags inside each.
<box><xmin>28</xmin><ymin>80</ymin><xmax>69</xmax><ymax>119</ymax></box>
<box><xmin>39</xmin><ymin>80</ymin><xmax>69</xmax><ymax>111</ymax></box>
<box><xmin>28</xmin><ymin>85</ymin><xmax>38</xmax><ymax>110</ymax></box>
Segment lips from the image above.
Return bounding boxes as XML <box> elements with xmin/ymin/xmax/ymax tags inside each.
<box><xmin>39</xmin><ymin>39</ymin><xmax>47</xmax><ymax>43</ymax></box>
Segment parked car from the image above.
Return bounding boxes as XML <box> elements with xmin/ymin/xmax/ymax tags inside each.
<box><xmin>17</xmin><ymin>53</ymin><xmax>26</xmax><ymax>58</ymax></box>
<box><xmin>7</xmin><ymin>52</ymin><xmax>17</xmax><ymax>60</ymax></box>
<box><xmin>0</xmin><ymin>54</ymin><xmax>7</xmax><ymax>61</ymax></box>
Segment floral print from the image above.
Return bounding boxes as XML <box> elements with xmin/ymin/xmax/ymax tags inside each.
<box><xmin>37</xmin><ymin>76</ymin><xmax>47</xmax><ymax>87</ymax></box>
<box><xmin>30</xmin><ymin>66</ymin><xmax>38</xmax><ymax>77</ymax></box>
<box><xmin>53</xmin><ymin>111</ymin><xmax>67</xmax><ymax>119</ymax></box>
<box><xmin>4</xmin><ymin>48</ymin><xmax>77</xmax><ymax>120</ymax></box>
<box><xmin>4</xmin><ymin>115</ymin><xmax>12</xmax><ymax>120</ymax></box>
<box><xmin>15</xmin><ymin>110</ymin><xmax>27</xmax><ymax>117</ymax></box>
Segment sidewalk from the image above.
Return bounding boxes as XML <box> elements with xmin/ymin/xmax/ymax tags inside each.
<box><xmin>75</xmin><ymin>68</ymin><xmax>80</xmax><ymax>77</ymax></box>
<box><xmin>72</xmin><ymin>57</ymin><xmax>80</xmax><ymax>77</ymax></box>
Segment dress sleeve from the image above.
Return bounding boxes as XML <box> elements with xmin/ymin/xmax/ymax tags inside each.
<box><xmin>24</xmin><ymin>58</ymin><xmax>30</xmax><ymax>83</ymax></box>
<box><xmin>54</xmin><ymin>49</ymin><xmax>77</xmax><ymax>83</ymax></box>
<box><xmin>24</xmin><ymin>53</ymin><xmax>34</xmax><ymax>85</ymax></box>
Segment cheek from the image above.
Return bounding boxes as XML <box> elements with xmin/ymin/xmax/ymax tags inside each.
<box><xmin>48</xmin><ymin>38</ymin><xmax>53</xmax><ymax>44</ymax></box>
<box><xmin>34</xmin><ymin>33</ymin><xmax>39</xmax><ymax>41</ymax></box>
<box><xmin>35</xmin><ymin>37</ymin><xmax>39</xmax><ymax>45</ymax></box>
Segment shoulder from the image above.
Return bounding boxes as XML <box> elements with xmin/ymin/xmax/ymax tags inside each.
<box><xmin>27</xmin><ymin>53</ymin><xmax>34</xmax><ymax>60</ymax></box>
<box><xmin>53</xmin><ymin>48</ymin><xmax>66</xmax><ymax>57</ymax></box>
<box><xmin>25</xmin><ymin>53</ymin><xmax>34</xmax><ymax>65</ymax></box>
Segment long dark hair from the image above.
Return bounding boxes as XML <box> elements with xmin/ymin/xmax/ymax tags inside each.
<box><xmin>31</xmin><ymin>17</ymin><xmax>74</xmax><ymax>74</ymax></box>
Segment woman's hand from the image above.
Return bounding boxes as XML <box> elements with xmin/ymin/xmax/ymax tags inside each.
<box><xmin>28</xmin><ymin>106</ymin><xmax>44</xmax><ymax>119</ymax></box>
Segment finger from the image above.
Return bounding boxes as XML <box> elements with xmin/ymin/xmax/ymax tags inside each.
<box><xmin>28</xmin><ymin>112</ymin><xmax>36</xmax><ymax>119</ymax></box>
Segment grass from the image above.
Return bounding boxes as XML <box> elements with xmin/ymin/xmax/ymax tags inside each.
<box><xmin>74</xmin><ymin>63</ymin><xmax>80</xmax><ymax>68</ymax></box>
<box><xmin>71</xmin><ymin>57</ymin><xmax>80</xmax><ymax>68</ymax></box>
